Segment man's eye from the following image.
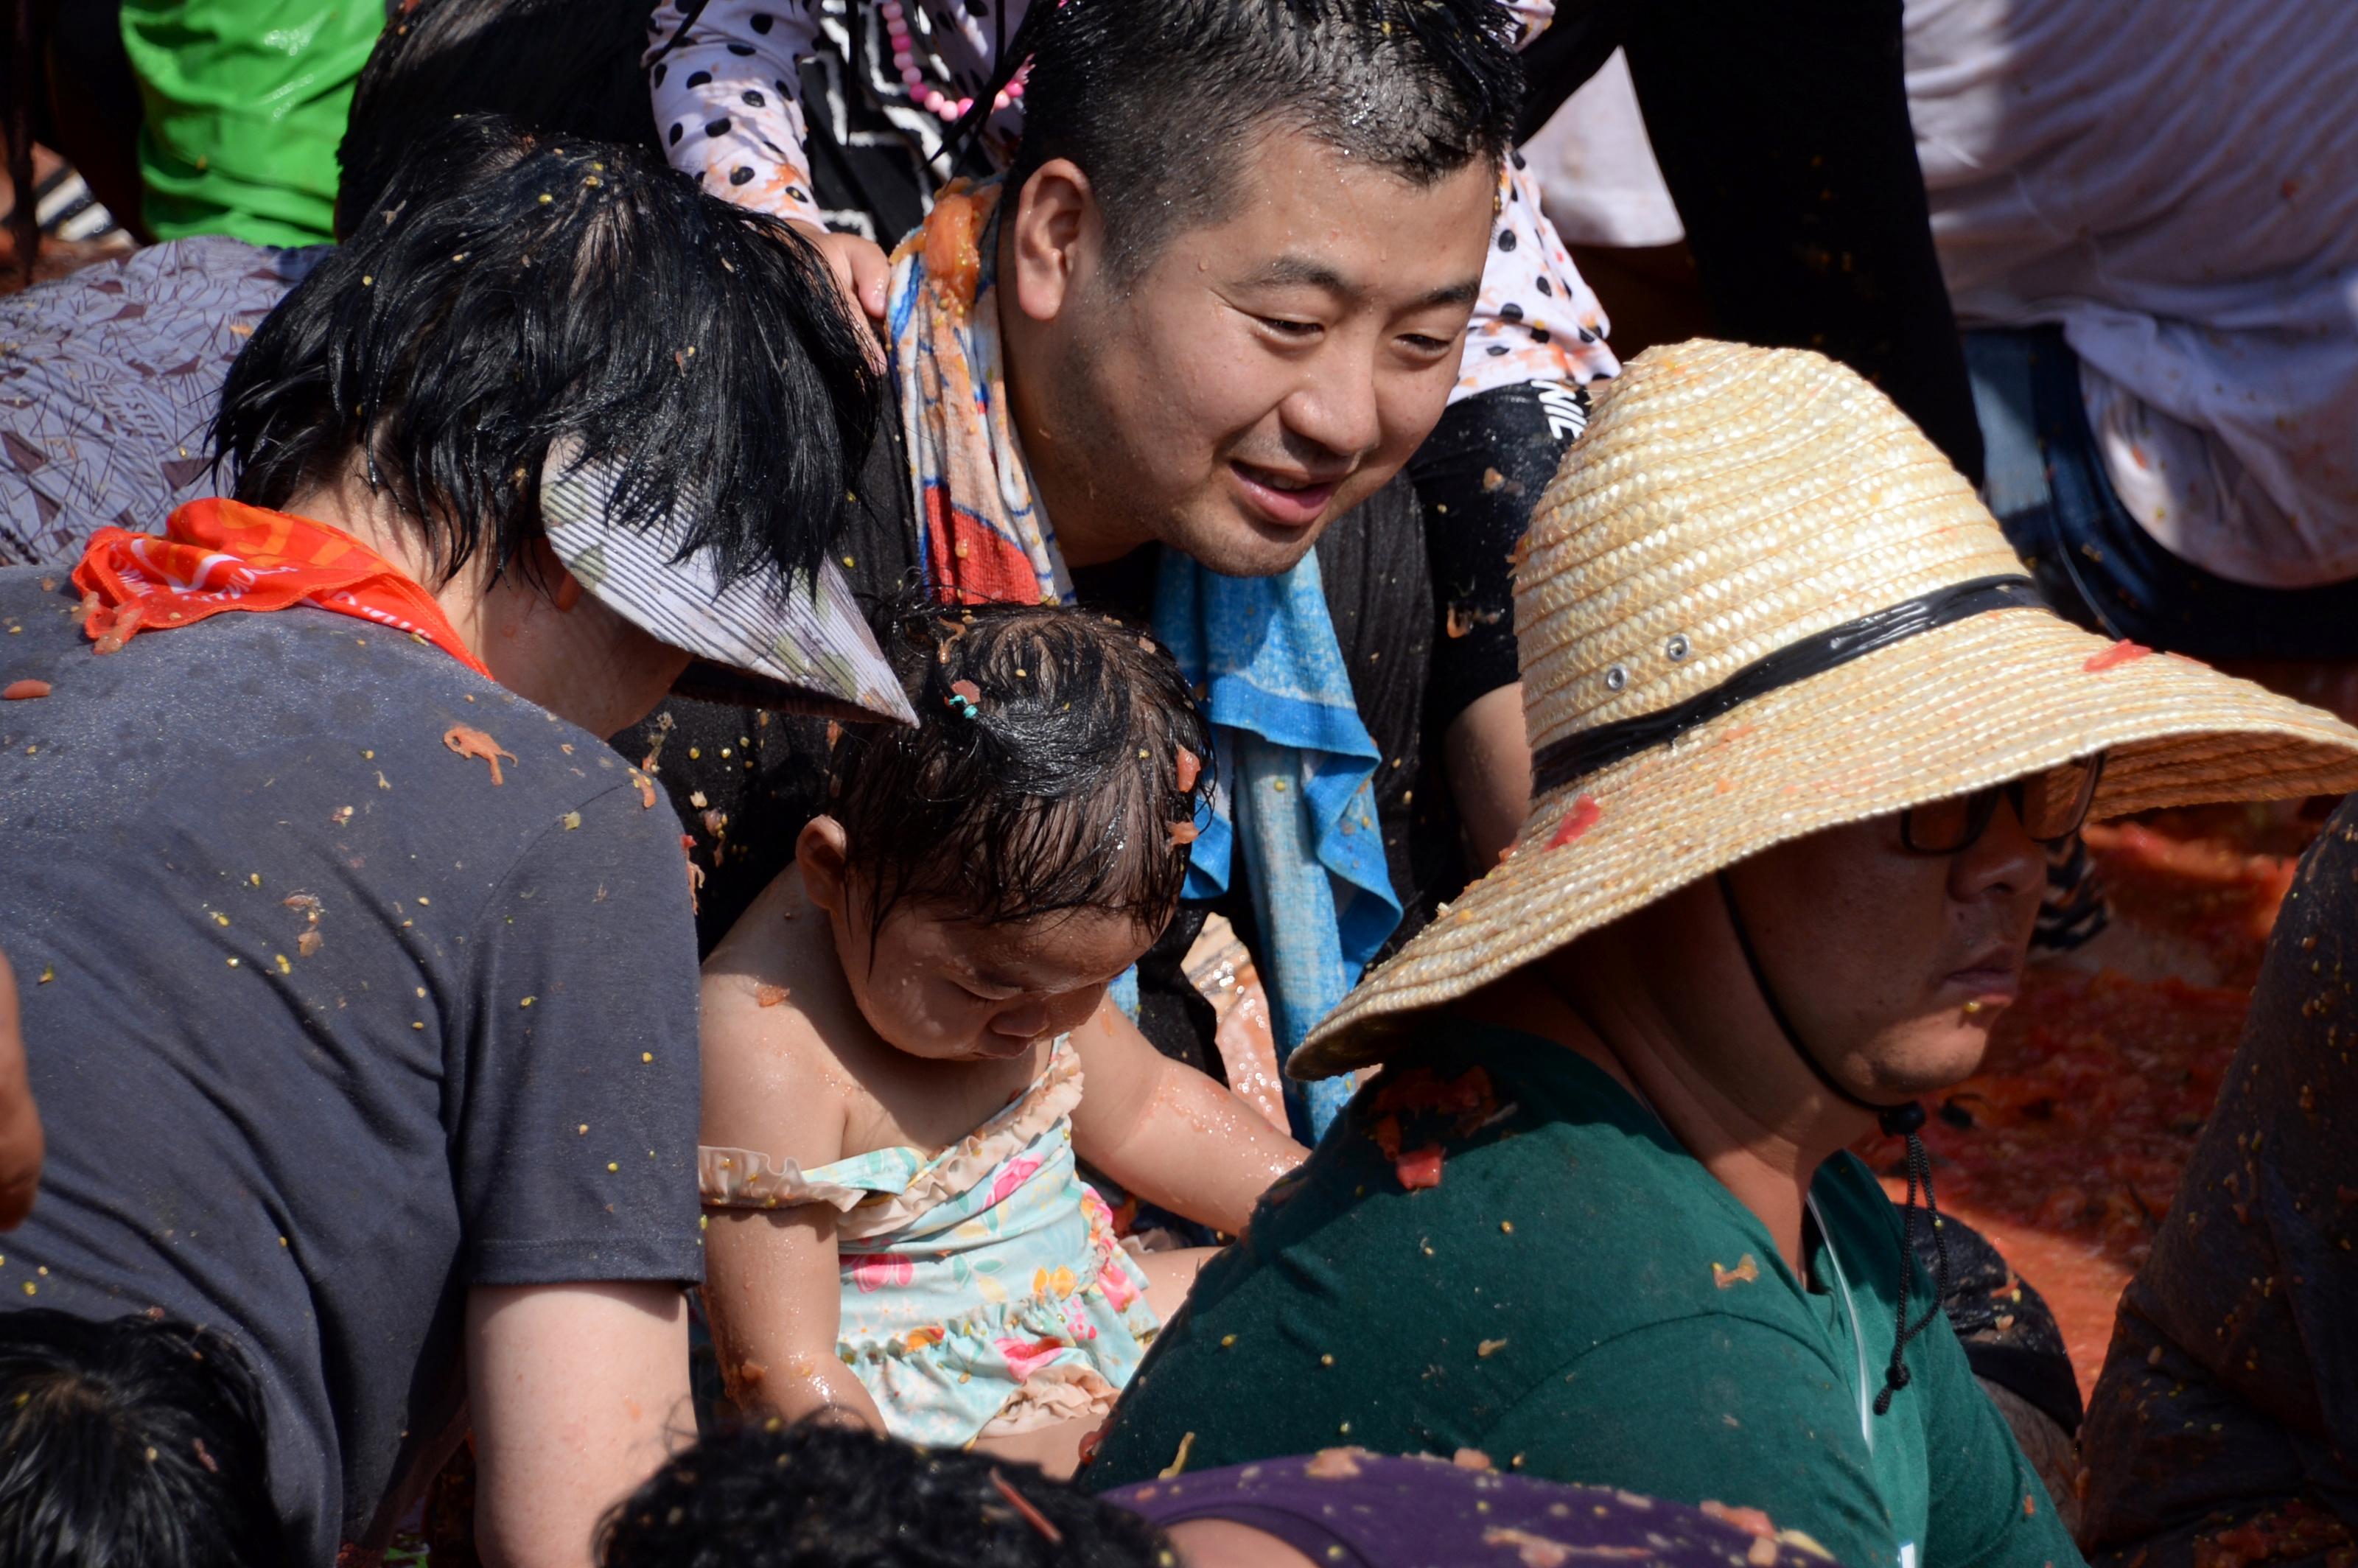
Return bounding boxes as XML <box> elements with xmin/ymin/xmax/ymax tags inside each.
<box><xmin>1259</xmin><ymin>317</ymin><xmax>1320</xmax><ymax>338</ymax></box>
<box><xmin>1401</xmin><ymin>332</ymin><xmax>1455</xmax><ymax>355</ymax></box>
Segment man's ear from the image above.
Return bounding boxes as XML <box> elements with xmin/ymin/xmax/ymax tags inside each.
<box><xmin>797</xmin><ymin>814</ymin><xmax>853</xmax><ymax>917</ymax></box>
<box><xmin>1005</xmin><ymin>158</ymin><xmax>1099</xmax><ymax>326</ymax></box>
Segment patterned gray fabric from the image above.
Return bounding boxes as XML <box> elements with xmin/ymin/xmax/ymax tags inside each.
<box><xmin>0</xmin><ymin>237</ymin><xmax>326</xmax><ymax>567</ymax></box>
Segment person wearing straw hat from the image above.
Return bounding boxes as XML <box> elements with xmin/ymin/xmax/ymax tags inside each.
<box><xmin>0</xmin><ymin>119</ymin><xmax>905</xmax><ymax>1568</ymax></box>
<box><xmin>1085</xmin><ymin>340</ymin><xmax>2358</xmax><ymax>1568</ymax></box>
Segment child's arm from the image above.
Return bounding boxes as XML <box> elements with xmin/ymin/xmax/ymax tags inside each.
<box><xmin>1068</xmin><ymin>997</ymin><xmax>1307</xmax><ymax>1236</ymax></box>
<box><xmin>698</xmin><ymin>966</ymin><xmax>887</xmax><ymax>1432</ymax></box>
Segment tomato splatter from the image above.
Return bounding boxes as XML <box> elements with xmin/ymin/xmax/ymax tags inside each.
<box><xmin>1175</xmin><ymin>746</ymin><xmax>1201</xmax><ymax>793</ymax></box>
<box><xmin>1304</xmin><ymin>1448</ymin><xmax>1365</xmax><ymax>1480</ymax></box>
<box><xmin>1</xmin><ymin>679</ymin><xmax>51</xmax><ymax>700</ymax></box>
<box><xmin>754</xmin><ymin>984</ymin><xmax>791</xmax><ymax>1008</ymax></box>
<box><xmin>922</xmin><ymin>183</ymin><xmax>998</xmax><ymax>321</ymax></box>
<box><xmin>442</xmin><ymin>725</ymin><xmax>517</xmax><ymax>785</ymax></box>
<box><xmin>1166</xmin><ymin>819</ymin><xmax>1201</xmax><ymax>847</ymax></box>
<box><xmin>1395</xmin><ymin>1145</ymin><xmax>1445</xmax><ymax>1191</ymax></box>
<box><xmin>1548</xmin><ymin>794</ymin><xmax>1603</xmax><ymax>849</ymax></box>
<box><xmin>1712</xmin><ymin>1255</ymin><xmax>1761</xmax><ymax>1289</ymax></box>
<box><xmin>2083</xmin><ymin>640</ymin><xmax>2152</xmax><ymax>673</ymax></box>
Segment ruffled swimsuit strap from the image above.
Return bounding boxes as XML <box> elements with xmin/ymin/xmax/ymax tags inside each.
<box><xmin>697</xmin><ymin>1035</ymin><xmax>1082</xmax><ymax>1236</ymax></box>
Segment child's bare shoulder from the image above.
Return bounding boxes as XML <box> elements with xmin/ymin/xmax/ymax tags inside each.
<box><xmin>699</xmin><ymin>864</ymin><xmax>863</xmax><ymax>1141</ymax></box>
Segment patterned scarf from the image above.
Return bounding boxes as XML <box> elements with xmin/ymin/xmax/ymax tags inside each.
<box><xmin>71</xmin><ymin>498</ymin><xmax>490</xmax><ymax>676</ymax></box>
<box><xmin>886</xmin><ymin>183</ymin><xmax>1400</xmax><ymax>1139</ymax></box>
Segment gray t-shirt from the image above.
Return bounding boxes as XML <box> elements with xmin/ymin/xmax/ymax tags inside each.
<box><xmin>0</xmin><ymin>569</ymin><xmax>703</xmax><ymax>1564</ymax></box>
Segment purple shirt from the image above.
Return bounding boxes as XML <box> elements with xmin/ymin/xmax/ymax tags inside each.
<box><xmin>1107</xmin><ymin>1449</ymin><xmax>1846</xmax><ymax>1568</ymax></box>
<box><xmin>0</xmin><ymin>236</ymin><xmax>324</xmax><ymax>566</ymax></box>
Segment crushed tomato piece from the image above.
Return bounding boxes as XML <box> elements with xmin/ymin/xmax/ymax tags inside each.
<box><xmin>1304</xmin><ymin>1448</ymin><xmax>1365</xmax><ymax>1480</ymax></box>
<box><xmin>2</xmin><ymin>679</ymin><xmax>51</xmax><ymax>700</ymax></box>
<box><xmin>1712</xmin><ymin>1255</ymin><xmax>1761</xmax><ymax>1289</ymax></box>
<box><xmin>1395</xmin><ymin>1145</ymin><xmax>1444</xmax><ymax>1191</ymax></box>
<box><xmin>1700</xmin><ymin>1501</ymin><xmax>1777</xmax><ymax>1538</ymax></box>
<box><xmin>442</xmin><ymin>725</ymin><xmax>517</xmax><ymax>785</ymax></box>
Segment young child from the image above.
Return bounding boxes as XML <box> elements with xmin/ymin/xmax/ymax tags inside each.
<box><xmin>698</xmin><ymin>601</ymin><xmax>1307</xmax><ymax>1474</ymax></box>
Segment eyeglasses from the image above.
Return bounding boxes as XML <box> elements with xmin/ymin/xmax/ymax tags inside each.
<box><xmin>1899</xmin><ymin>752</ymin><xmax>2107</xmax><ymax>855</ymax></box>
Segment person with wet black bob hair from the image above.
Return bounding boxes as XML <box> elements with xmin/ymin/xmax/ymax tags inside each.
<box><xmin>217</xmin><ymin>110</ymin><xmax>879</xmax><ymax>598</ymax></box>
<box><xmin>596</xmin><ymin>1417</ymin><xmax>1175</xmax><ymax>1568</ymax></box>
<box><xmin>0</xmin><ymin>111</ymin><xmax>920</xmax><ymax>1568</ymax></box>
<box><xmin>0</xmin><ymin>1309</ymin><xmax>287</xmax><ymax>1568</ymax></box>
<box><xmin>994</xmin><ymin>0</ymin><xmax>1523</xmax><ymax>281</ymax></box>
<box><xmin>828</xmin><ymin>595</ymin><xmax>1217</xmax><ymax>941</ymax></box>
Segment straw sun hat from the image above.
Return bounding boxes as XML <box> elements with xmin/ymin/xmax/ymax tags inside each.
<box><xmin>1292</xmin><ymin>339</ymin><xmax>2358</xmax><ymax>1079</ymax></box>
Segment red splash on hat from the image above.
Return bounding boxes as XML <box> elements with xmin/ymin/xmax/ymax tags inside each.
<box><xmin>2083</xmin><ymin>640</ymin><xmax>2152</xmax><ymax>673</ymax></box>
<box><xmin>1547</xmin><ymin>794</ymin><xmax>1603</xmax><ymax>848</ymax></box>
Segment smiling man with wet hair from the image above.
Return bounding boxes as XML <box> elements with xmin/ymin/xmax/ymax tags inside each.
<box><xmin>663</xmin><ymin>0</ymin><xmax>1528</xmax><ymax>1137</ymax></box>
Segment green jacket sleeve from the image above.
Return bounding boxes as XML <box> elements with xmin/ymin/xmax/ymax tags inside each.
<box><xmin>1482</xmin><ymin>1315</ymin><xmax>1910</xmax><ymax>1568</ymax></box>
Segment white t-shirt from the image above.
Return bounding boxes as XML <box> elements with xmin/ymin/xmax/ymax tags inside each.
<box><xmin>1527</xmin><ymin>4</ymin><xmax>2358</xmax><ymax>588</ymax></box>
<box><xmin>1906</xmin><ymin>0</ymin><xmax>2358</xmax><ymax>588</ymax></box>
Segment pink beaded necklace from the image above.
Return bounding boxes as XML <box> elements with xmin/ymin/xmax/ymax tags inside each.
<box><xmin>878</xmin><ymin>0</ymin><xmax>1026</xmax><ymax>122</ymax></box>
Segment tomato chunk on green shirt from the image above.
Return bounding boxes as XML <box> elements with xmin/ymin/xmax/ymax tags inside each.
<box><xmin>1086</xmin><ymin>1024</ymin><xmax>2082</xmax><ymax>1568</ymax></box>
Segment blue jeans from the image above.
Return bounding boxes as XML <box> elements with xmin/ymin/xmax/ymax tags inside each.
<box><xmin>1964</xmin><ymin>325</ymin><xmax>2358</xmax><ymax>662</ymax></box>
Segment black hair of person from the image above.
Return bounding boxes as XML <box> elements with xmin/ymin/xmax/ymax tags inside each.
<box><xmin>595</xmin><ymin>1416</ymin><xmax>1178</xmax><ymax>1568</ymax></box>
<box><xmin>982</xmin><ymin>0</ymin><xmax>1525</xmax><ymax>280</ymax></box>
<box><xmin>828</xmin><ymin>597</ymin><xmax>1216</xmax><ymax>942</ymax></box>
<box><xmin>332</xmin><ymin>0</ymin><xmax>662</xmax><ymax>239</ymax></box>
<box><xmin>217</xmin><ymin>114</ymin><xmax>881</xmax><ymax>595</ymax></box>
<box><xmin>0</xmin><ymin>1309</ymin><xmax>287</xmax><ymax>1568</ymax></box>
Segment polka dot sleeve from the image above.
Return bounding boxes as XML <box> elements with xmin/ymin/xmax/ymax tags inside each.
<box><xmin>1456</xmin><ymin>153</ymin><xmax>1620</xmax><ymax>400</ymax></box>
<box><xmin>644</xmin><ymin>0</ymin><xmax>1620</xmax><ymax>402</ymax></box>
<box><xmin>646</xmin><ymin>0</ymin><xmax>827</xmax><ymax>225</ymax></box>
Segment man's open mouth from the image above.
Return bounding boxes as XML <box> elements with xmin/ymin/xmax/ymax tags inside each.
<box><xmin>1230</xmin><ymin>460</ymin><xmax>1343</xmax><ymax>528</ymax></box>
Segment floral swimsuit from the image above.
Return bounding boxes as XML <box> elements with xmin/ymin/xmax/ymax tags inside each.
<box><xmin>698</xmin><ymin>1035</ymin><xmax>1159</xmax><ymax>1446</ymax></box>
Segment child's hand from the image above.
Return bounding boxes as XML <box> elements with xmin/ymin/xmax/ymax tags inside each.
<box><xmin>790</xmin><ymin>220</ymin><xmax>892</xmax><ymax>326</ymax></box>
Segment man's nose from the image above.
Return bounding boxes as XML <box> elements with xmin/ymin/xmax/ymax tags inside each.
<box><xmin>1952</xmin><ymin>795</ymin><xmax>2046</xmax><ymax>903</ymax></box>
<box><xmin>1281</xmin><ymin>360</ymin><xmax>1382</xmax><ymax>465</ymax></box>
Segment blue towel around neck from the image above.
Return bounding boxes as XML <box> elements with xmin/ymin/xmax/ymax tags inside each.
<box><xmin>1153</xmin><ymin>549</ymin><xmax>1401</xmax><ymax>1140</ymax></box>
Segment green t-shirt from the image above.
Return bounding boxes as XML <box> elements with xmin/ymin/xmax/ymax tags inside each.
<box><xmin>122</xmin><ymin>0</ymin><xmax>382</xmax><ymax>246</ymax></box>
<box><xmin>1088</xmin><ymin>1023</ymin><xmax>2082</xmax><ymax>1568</ymax></box>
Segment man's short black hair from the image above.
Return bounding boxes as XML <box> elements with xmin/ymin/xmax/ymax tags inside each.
<box><xmin>335</xmin><ymin>0</ymin><xmax>661</xmax><ymax>238</ymax></box>
<box><xmin>1000</xmin><ymin>0</ymin><xmax>1523</xmax><ymax>279</ymax></box>
<box><xmin>0</xmin><ymin>1309</ymin><xmax>286</xmax><ymax>1568</ymax></box>
<box><xmin>218</xmin><ymin>113</ymin><xmax>880</xmax><ymax>595</ymax></box>
<box><xmin>597</xmin><ymin>1417</ymin><xmax>1175</xmax><ymax>1568</ymax></box>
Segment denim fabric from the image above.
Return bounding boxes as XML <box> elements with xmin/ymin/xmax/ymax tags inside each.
<box><xmin>1964</xmin><ymin>326</ymin><xmax>2358</xmax><ymax>661</ymax></box>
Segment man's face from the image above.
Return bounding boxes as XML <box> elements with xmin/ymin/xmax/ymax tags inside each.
<box><xmin>1597</xmin><ymin>792</ymin><xmax>2049</xmax><ymax>1119</ymax></box>
<box><xmin>1001</xmin><ymin>130</ymin><xmax>1496</xmax><ymax>575</ymax></box>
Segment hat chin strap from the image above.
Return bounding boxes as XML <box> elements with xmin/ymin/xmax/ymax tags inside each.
<box><xmin>1712</xmin><ymin>871</ymin><xmax>1949</xmax><ymax>1417</ymax></box>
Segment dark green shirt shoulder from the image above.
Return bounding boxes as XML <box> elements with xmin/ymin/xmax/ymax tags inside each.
<box><xmin>1089</xmin><ymin>1021</ymin><xmax>2079</xmax><ymax>1568</ymax></box>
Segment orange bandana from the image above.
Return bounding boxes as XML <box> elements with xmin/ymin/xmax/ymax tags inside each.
<box><xmin>71</xmin><ymin>498</ymin><xmax>491</xmax><ymax>677</ymax></box>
